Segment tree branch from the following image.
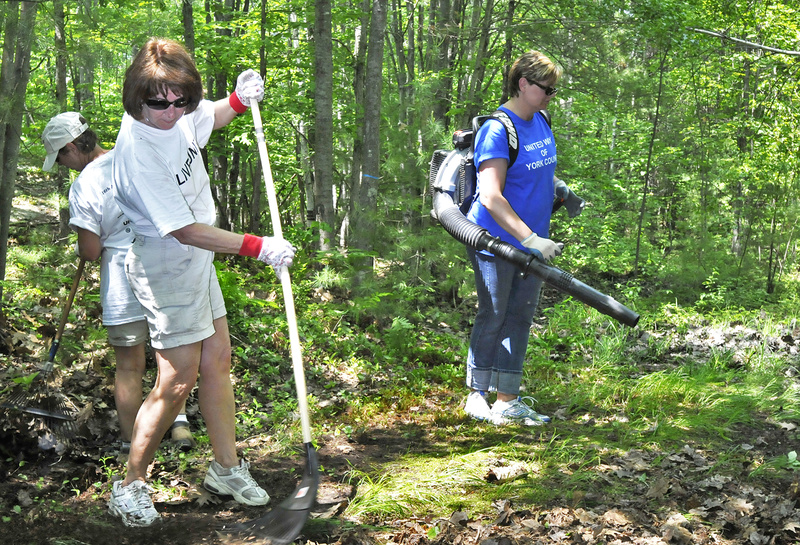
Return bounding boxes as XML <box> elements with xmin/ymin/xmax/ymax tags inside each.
<box><xmin>690</xmin><ymin>27</ymin><xmax>800</xmax><ymax>56</ymax></box>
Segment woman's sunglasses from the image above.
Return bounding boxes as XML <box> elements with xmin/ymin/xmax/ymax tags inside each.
<box><xmin>144</xmin><ymin>97</ymin><xmax>191</xmax><ymax>110</ymax></box>
<box><xmin>529</xmin><ymin>81</ymin><xmax>558</xmax><ymax>96</ymax></box>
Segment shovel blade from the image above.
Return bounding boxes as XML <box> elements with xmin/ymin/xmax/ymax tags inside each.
<box><xmin>223</xmin><ymin>443</ymin><xmax>319</xmax><ymax>544</ymax></box>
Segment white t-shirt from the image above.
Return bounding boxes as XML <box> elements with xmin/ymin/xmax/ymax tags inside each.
<box><xmin>68</xmin><ymin>151</ymin><xmax>144</xmax><ymax>326</ymax></box>
<box><xmin>112</xmin><ymin>100</ymin><xmax>217</xmax><ymax>239</ymax></box>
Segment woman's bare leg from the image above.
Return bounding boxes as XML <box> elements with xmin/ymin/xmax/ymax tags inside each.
<box><xmin>197</xmin><ymin>317</ymin><xmax>237</xmax><ymax>467</ymax></box>
<box><xmin>123</xmin><ymin>341</ymin><xmax>201</xmax><ymax>485</ymax></box>
<box><xmin>113</xmin><ymin>343</ymin><xmax>146</xmax><ymax>442</ymax></box>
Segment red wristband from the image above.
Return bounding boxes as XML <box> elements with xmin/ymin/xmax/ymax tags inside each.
<box><xmin>229</xmin><ymin>92</ymin><xmax>247</xmax><ymax>114</ymax></box>
<box><xmin>239</xmin><ymin>234</ymin><xmax>262</xmax><ymax>257</ymax></box>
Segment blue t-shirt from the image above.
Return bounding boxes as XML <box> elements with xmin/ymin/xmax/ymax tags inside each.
<box><xmin>466</xmin><ymin>106</ymin><xmax>556</xmax><ymax>252</ymax></box>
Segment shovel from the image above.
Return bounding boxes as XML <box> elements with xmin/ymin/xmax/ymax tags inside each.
<box><xmin>223</xmin><ymin>100</ymin><xmax>319</xmax><ymax>544</ymax></box>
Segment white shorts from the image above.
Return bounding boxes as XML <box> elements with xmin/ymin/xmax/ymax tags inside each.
<box><xmin>107</xmin><ymin>319</ymin><xmax>149</xmax><ymax>347</ymax></box>
<box><xmin>124</xmin><ymin>236</ymin><xmax>227</xmax><ymax>350</ymax></box>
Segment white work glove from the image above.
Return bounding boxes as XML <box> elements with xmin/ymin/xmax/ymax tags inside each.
<box><xmin>235</xmin><ymin>69</ymin><xmax>265</xmax><ymax>104</ymax></box>
<box><xmin>257</xmin><ymin>236</ymin><xmax>296</xmax><ymax>269</ymax></box>
<box><xmin>521</xmin><ymin>233</ymin><xmax>562</xmax><ymax>262</ymax></box>
<box><xmin>554</xmin><ymin>179</ymin><xmax>586</xmax><ymax>218</ymax></box>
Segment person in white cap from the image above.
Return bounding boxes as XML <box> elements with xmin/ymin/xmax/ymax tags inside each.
<box><xmin>42</xmin><ymin>113</ymin><xmax>196</xmax><ymax>454</ymax></box>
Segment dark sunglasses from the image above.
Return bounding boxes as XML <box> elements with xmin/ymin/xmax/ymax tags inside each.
<box><xmin>529</xmin><ymin>80</ymin><xmax>558</xmax><ymax>96</ymax></box>
<box><xmin>144</xmin><ymin>97</ymin><xmax>191</xmax><ymax>110</ymax></box>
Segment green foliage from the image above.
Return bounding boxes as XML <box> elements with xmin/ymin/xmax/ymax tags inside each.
<box><xmin>11</xmin><ymin>0</ymin><xmax>800</xmax><ymax>303</ymax></box>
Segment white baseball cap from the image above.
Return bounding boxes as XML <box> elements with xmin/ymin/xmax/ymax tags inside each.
<box><xmin>42</xmin><ymin>112</ymin><xmax>89</xmax><ymax>171</ymax></box>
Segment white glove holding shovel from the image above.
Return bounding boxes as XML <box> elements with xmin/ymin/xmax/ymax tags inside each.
<box><xmin>257</xmin><ymin>236</ymin><xmax>296</xmax><ymax>270</ymax></box>
<box><xmin>228</xmin><ymin>69</ymin><xmax>264</xmax><ymax>113</ymax></box>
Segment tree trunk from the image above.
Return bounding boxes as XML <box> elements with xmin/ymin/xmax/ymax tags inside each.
<box><xmin>459</xmin><ymin>0</ymin><xmax>493</xmax><ymax>124</ymax></box>
<box><xmin>249</xmin><ymin>0</ymin><xmax>270</xmax><ymax>234</ymax></box>
<box><xmin>249</xmin><ymin>160</ymin><xmax>262</xmax><ymax>233</ymax></box>
<box><xmin>766</xmin><ymin>201</ymin><xmax>778</xmax><ymax>294</ymax></box>
<box><xmin>182</xmin><ymin>0</ymin><xmax>195</xmax><ymax>53</ymax></box>
<box><xmin>349</xmin><ymin>0</ymin><xmax>387</xmax><ymax>273</ymax></box>
<box><xmin>209</xmin><ymin>0</ymin><xmax>234</xmax><ymax>232</ymax></box>
<box><xmin>313</xmin><ymin>0</ymin><xmax>335</xmax><ymax>251</ymax></box>
<box><xmin>298</xmin><ymin>119</ymin><xmax>313</xmax><ymax>227</ymax></box>
<box><xmin>0</xmin><ymin>1</ymin><xmax>37</xmax><ymax>301</ymax></box>
<box><xmin>499</xmin><ymin>0</ymin><xmax>515</xmax><ymax>104</ymax></box>
<box><xmin>228</xmin><ymin>150</ymin><xmax>240</xmax><ymax>232</ymax></box>
<box><xmin>633</xmin><ymin>45</ymin><xmax>669</xmax><ymax>276</ymax></box>
<box><xmin>429</xmin><ymin>0</ymin><xmax>454</xmax><ymax>128</ymax></box>
<box><xmin>52</xmin><ymin>0</ymin><xmax>71</xmax><ymax>237</ymax></box>
<box><xmin>342</xmin><ymin>0</ymin><xmax>370</xmax><ymax>248</ymax></box>
<box><xmin>73</xmin><ymin>2</ymin><xmax>95</xmax><ymax>110</ymax></box>
<box><xmin>54</xmin><ymin>0</ymin><xmax>67</xmax><ymax>107</ymax></box>
<box><xmin>732</xmin><ymin>59</ymin><xmax>754</xmax><ymax>259</ymax></box>
<box><xmin>388</xmin><ymin>0</ymin><xmax>414</xmax><ymax>124</ymax></box>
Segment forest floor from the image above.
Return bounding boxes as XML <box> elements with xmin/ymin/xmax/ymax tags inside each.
<box><xmin>3</xmin><ymin>175</ymin><xmax>800</xmax><ymax>545</ymax></box>
<box><xmin>1</xmin><ymin>344</ymin><xmax>799</xmax><ymax>545</ymax></box>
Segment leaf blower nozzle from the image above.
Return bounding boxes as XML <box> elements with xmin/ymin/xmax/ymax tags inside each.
<box><xmin>431</xmin><ymin>190</ymin><xmax>639</xmax><ymax>328</ymax></box>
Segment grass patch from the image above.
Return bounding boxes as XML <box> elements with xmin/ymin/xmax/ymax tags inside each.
<box><xmin>344</xmin><ymin>446</ymin><xmax>544</xmax><ymax>520</ymax></box>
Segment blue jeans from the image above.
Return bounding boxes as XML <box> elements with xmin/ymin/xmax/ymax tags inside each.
<box><xmin>466</xmin><ymin>247</ymin><xmax>543</xmax><ymax>395</ymax></box>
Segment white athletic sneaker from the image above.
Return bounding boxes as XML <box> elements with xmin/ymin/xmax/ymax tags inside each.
<box><xmin>108</xmin><ymin>480</ymin><xmax>160</xmax><ymax>527</ymax></box>
<box><xmin>464</xmin><ymin>390</ymin><xmax>492</xmax><ymax>422</ymax></box>
<box><xmin>203</xmin><ymin>459</ymin><xmax>270</xmax><ymax>506</ymax></box>
<box><xmin>490</xmin><ymin>397</ymin><xmax>550</xmax><ymax>426</ymax></box>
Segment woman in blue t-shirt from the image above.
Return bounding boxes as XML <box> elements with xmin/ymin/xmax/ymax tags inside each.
<box><xmin>463</xmin><ymin>50</ymin><xmax>566</xmax><ymax>426</ymax></box>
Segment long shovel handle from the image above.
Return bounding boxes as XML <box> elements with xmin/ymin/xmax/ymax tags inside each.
<box><xmin>46</xmin><ymin>257</ymin><xmax>86</xmax><ymax>367</ymax></box>
<box><xmin>250</xmin><ymin>99</ymin><xmax>312</xmax><ymax>445</ymax></box>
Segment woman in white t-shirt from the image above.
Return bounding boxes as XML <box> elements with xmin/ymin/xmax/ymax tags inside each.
<box><xmin>109</xmin><ymin>38</ymin><xmax>295</xmax><ymax>528</ymax></box>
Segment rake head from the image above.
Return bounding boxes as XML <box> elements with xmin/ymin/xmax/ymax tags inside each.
<box><xmin>222</xmin><ymin>443</ymin><xmax>319</xmax><ymax>544</ymax></box>
<box><xmin>1</xmin><ymin>259</ymin><xmax>85</xmax><ymax>447</ymax></box>
<box><xmin>1</xmin><ymin>381</ymin><xmax>78</xmax><ymax>446</ymax></box>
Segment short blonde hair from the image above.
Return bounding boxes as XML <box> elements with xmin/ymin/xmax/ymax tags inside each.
<box><xmin>122</xmin><ymin>38</ymin><xmax>204</xmax><ymax>120</ymax></box>
<box><xmin>507</xmin><ymin>51</ymin><xmax>562</xmax><ymax>98</ymax></box>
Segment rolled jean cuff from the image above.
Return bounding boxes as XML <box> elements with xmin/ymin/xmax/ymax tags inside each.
<box><xmin>467</xmin><ymin>368</ymin><xmax>522</xmax><ymax>396</ymax></box>
<box><xmin>466</xmin><ymin>366</ymin><xmax>492</xmax><ymax>392</ymax></box>
<box><xmin>494</xmin><ymin>370</ymin><xmax>523</xmax><ymax>397</ymax></box>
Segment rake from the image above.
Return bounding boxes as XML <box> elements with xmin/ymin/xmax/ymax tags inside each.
<box><xmin>221</xmin><ymin>100</ymin><xmax>320</xmax><ymax>544</ymax></box>
<box><xmin>0</xmin><ymin>259</ymin><xmax>84</xmax><ymax>441</ymax></box>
